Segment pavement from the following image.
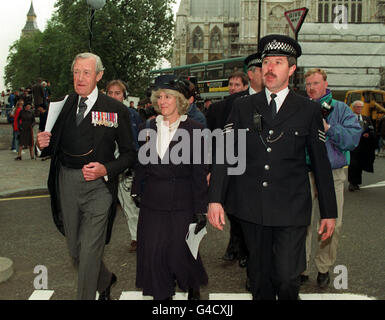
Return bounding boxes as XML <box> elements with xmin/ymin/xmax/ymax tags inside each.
<box><xmin>0</xmin><ymin>145</ymin><xmax>50</xmax><ymax>283</ymax></box>
<box><xmin>0</xmin><ymin>148</ymin><xmax>50</xmax><ymax>198</ymax></box>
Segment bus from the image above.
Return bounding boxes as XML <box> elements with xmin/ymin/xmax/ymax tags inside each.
<box><xmin>149</xmin><ymin>57</ymin><xmax>247</xmax><ymax>101</ymax></box>
<box><xmin>345</xmin><ymin>89</ymin><xmax>385</xmax><ymax>124</ymax></box>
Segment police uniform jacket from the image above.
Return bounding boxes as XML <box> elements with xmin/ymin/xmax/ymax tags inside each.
<box><xmin>209</xmin><ymin>89</ymin><xmax>337</xmax><ymax>226</ymax></box>
<box><xmin>206</xmin><ymin>89</ymin><xmax>249</xmax><ymax>131</ymax></box>
<box><xmin>41</xmin><ymin>92</ymin><xmax>137</xmax><ymax>244</ymax></box>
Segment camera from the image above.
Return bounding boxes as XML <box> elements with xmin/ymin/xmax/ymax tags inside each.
<box><xmin>321</xmin><ymin>101</ymin><xmax>334</xmax><ymax>119</ymax></box>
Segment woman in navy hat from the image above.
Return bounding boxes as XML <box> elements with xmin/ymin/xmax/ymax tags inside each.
<box><xmin>132</xmin><ymin>75</ymin><xmax>208</xmax><ymax>300</ymax></box>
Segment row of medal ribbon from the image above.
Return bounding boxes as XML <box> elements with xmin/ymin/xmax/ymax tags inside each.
<box><xmin>91</xmin><ymin>111</ymin><xmax>118</xmax><ymax>128</ymax></box>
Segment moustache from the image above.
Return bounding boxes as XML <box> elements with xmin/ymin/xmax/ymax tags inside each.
<box><xmin>264</xmin><ymin>72</ymin><xmax>276</xmax><ymax>78</ymax></box>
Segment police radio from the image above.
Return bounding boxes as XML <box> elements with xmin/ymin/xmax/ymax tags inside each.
<box><xmin>253</xmin><ymin>112</ymin><xmax>263</xmax><ymax>133</ymax></box>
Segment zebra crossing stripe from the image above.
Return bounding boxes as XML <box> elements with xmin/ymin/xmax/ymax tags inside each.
<box><xmin>299</xmin><ymin>293</ymin><xmax>375</xmax><ymax>300</ymax></box>
<box><xmin>209</xmin><ymin>293</ymin><xmax>252</xmax><ymax>300</ymax></box>
<box><xmin>28</xmin><ymin>290</ymin><xmax>376</xmax><ymax>300</ymax></box>
<box><xmin>28</xmin><ymin>290</ymin><xmax>54</xmax><ymax>300</ymax></box>
<box><xmin>119</xmin><ymin>291</ymin><xmax>188</xmax><ymax>300</ymax></box>
<box><xmin>360</xmin><ymin>180</ymin><xmax>385</xmax><ymax>189</ymax></box>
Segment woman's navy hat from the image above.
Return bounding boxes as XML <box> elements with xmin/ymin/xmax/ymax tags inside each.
<box><xmin>154</xmin><ymin>75</ymin><xmax>190</xmax><ymax>99</ymax></box>
<box><xmin>259</xmin><ymin>34</ymin><xmax>302</xmax><ymax>59</ymax></box>
<box><xmin>244</xmin><ymin>52</ymin><xmax>262</xmax><ymax>69</ymax></box>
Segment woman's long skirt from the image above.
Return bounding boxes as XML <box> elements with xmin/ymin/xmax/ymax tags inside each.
<box><xmin>136</xmin><ymin>206</ymin><xmax>208</xmax><ymax>299</ymax></box>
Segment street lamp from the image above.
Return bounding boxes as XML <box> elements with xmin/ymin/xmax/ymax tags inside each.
<box><xmin>38</xmin><ymin>45</ymin><xmax>43</xmax><ymax>77</ymax></box>
<box><xmin>257</xmin><ymin>0</ymin><xmax>262</xmax><ymax>47</ymax></box>
<box><xmin>86</xmin><ymin>0</ymin><xmax>106</xmax><ymax>51</ymax></box>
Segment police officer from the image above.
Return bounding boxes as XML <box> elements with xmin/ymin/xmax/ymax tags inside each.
<box><xmin>207</xmin><ymin>35</ymin><xmax>338</xmax><ymax>300</ymax></box>
<box><xmin>207</xmin><ymin>55</ymin><xmax>263</xmax><ymax>268</ymax></box>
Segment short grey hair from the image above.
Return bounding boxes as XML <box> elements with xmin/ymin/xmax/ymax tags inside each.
<box><xmin>352</xmin><ymin>100</ymin><xmax>364</xmax><ymax>107</ymax></box>
<box><xmin>71</xmin><ymin>52</ymin><xmax>105</xmax><ymax>74</ymax></box>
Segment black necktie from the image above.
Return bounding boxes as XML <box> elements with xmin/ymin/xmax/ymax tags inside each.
<box><xmin>76</xmin><ymin>97</ymin><xmax>88</xmax><ymax>126</ymax></box>
<box><xmin>270</xmin><ymin>93</ymin><xmax>277</xmax><ymax>119</ymax></box>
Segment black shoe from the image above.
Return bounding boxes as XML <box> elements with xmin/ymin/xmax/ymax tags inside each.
<box><xmin>222</xmin><ymin>251</ymin><xmax>236</xmax><ymax>262</ymax></box>
<box><xmin>238</xmin><ymin>257</ymin><xmax>247</xmax><ymax>268</ymax></box>
<box><xmin>14</xmin><ymin>156</ymin><xmax>21</xmax><ymax>160</ymax></box>
<box><xmin>98</xmin><ymin>273</ymin><xmax>117</xmax><ymax>300</ymax></box>
<box><xmin>354</xmin><ymin>184</ymin><xmax>360</xmax><ymax>190</ymax></box>
<box><xmin>348</xmin><ymin>183</ymin><xmax>355</xmax><ymax>192</ymax></box>
<box><xmin>188</xmin><ymin>288</ymin><xmax>200</xmax><ymax>300</ymax></box>
<box><xmin>317</xmin><ymin>272</ymin><xmax>330</xmax><ymax>289</ymax></box>
<box><xmin>300</xmin><ymin>274</ymin><xmax>309</xmax><ymax>285</ymax></box>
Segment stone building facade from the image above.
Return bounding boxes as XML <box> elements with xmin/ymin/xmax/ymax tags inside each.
<box><xmin>172</xmin><ymin>0</ymin><xmax>385</xmax><ymax>92</ymax></box>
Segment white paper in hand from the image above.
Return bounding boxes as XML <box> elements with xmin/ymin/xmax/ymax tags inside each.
<box><xmin>45</xmin><ymin>95</ymin><xmax>69</xmax><ymax>132</ymax></box>
<box><xmin>185</xmin><ymin>223</ymin><xmax>207</xmax><ymax>260</ymax></box>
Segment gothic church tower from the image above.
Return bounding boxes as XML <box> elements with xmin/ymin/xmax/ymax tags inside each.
<box><xmin>22</xmin><ymin>1</ymin><xmax>40</xmax><ymax>37</ymax></box>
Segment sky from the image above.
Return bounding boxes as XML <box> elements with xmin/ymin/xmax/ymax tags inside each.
<box><xmin>0</xmin><ymin>0</ymin><xmax>181</xmax><ymax>91</ymax></box>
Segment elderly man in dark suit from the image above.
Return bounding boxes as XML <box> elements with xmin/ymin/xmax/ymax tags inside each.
<box><xmin>37</xmin><ymin>52</ymin><xmax>136</xmax><ymax>300</ymax></box>
<box><xmin>208</xmin><ymin>35</ymin><xmax>337</xmax><ymax>300</ymax></box>
<box><xmin>348</xmin><ymin>100</ymin><xmax>376</xmax><ymax>191</ymax></box>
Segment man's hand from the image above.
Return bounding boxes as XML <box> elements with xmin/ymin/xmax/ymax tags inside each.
<box><xmin>208</xmin><ymin>202</ymin><xmax>225</xmax><ymax>231</ymax></box>
<box><xmin>318</xmin><ymin>218</ymin><xmax>336</xmax><ymax>241</ymax></box>
<box><xmin>322</xmin><ymin>119</ymin><xmax>330</xmax><ymax>132</ymax></box>
<box><xmin>37</xmin><ymin>131</ymin><xmax>52</xmax><ymax>150</ymax></box>
<box><xmin>82</xmin><ymin>162</ymin><xmax>107</xmax><ymax>181</ymax></box>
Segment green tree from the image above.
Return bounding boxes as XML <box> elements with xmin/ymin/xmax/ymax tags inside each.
<box><xmin>5</xmin><ymin>0</ymin><xmax>175</xmax><ymax>99</ymax></box>
<box><xmin>5</xmin><ymin>32</ymin><xmax>44</xmax><ymax>90</ymax></box>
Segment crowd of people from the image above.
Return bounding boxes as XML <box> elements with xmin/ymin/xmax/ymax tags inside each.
<box><xmin>1</xmin><ymin>80</ymin><xmax>51</xmax><ymax>160</ymax></box>
<box><xmin>1</xmin><ymin>33</ymin><xmax>378</xmax><ymax>301</ymax></box>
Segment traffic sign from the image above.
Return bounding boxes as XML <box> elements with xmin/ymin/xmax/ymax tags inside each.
<box><xmin>284</xmin><ymin>7</ymin><xmax>309</xmax><ymax>35</ymax></box>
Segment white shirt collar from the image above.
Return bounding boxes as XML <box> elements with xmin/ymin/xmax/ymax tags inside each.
<box><xmin>155</xmin><ymin>114</ymin><xmax>187</xmax><ymax>126</ymax></box>
<box><xmin>77</xmin><ymin>86</ymin><xmax>99</xmax><ymax>116</ymax></box>
<box><xmin>265</xmin><ymin>87</ymin><xmax>289</xmax><ymax>112</ymax></box>
<box><xmin>155</xmin><ymin>114</ymin><xmax>187</xmax><ymax>159</ymax></box>
<box><xmin>249</xmin><ymin>86</ymin><xmax>257</xmax><ymax>95</ymax></box>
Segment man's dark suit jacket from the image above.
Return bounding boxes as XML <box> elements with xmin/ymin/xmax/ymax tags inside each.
<box><xmin>209</xmin><ymin>89</ymin><xmax>338</xmax><ymax>226</ymax></box>
<box><xmin>41</xmin><ymin>92</ymin><xmax>137</xmax><ymax>244</ymax></box>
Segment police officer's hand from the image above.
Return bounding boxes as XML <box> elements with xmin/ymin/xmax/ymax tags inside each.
<box><xmin>318</xmin><ymin>218</ymin><xmax>336</xmax><ymax>241</ymax></box>
<box><xmin>193</xmin><ymin>213</ymin><xmax>207</xmax><ymax>234</ymax></box>
<box><xmin>208</xmin><ymin>203</ymin><xmax>225</xmax><ymax>231</ymax></box>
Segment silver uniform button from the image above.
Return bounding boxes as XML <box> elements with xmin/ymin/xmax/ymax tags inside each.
<box><xmin>264</xmin><ymin>165</ymin><xmax>270</xmax><ymax>170</ymax></box>
<box><xmin>267</xmin><ymin>147</ymin><xmax>272</xmax><ymax>153</ymax></box>
<box><xmin>269</xmin><ymin>130</ymin><xmax>274</xmax><ymax>135</ymax></box>
<box><xmin>295</xmin><ymin>131</ymin><xmax>299</xmax><ymax>135</ymax></box>
<box><xmin>263</xmin><ymin>182</ymin><xmax>268</xmax><ymax>187</ymax></box>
